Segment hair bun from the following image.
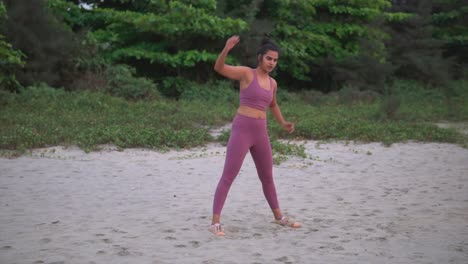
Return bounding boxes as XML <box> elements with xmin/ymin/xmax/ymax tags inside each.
<box><xmin>261</xmin><ymin>37</ymin><xmax>273</xmax><ymax>46</ymax></box>
<box><xmin>256</xmin><ymin>36</ymin><xmax>280</xmax><ymax>57</ymax></box>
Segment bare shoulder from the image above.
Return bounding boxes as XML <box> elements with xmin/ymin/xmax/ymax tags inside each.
<box><xmin>238</xmin><ymin>66</ymin><xmax>254</xmax><ymax>78</ymax></box>
<box><xmin>269</xmin><ymin>76</ymin><xmax>278</xmax><ymax>90</ymax></box>
<box><xmin>239</xmin><ymin>66</ymin><xmax>254</xmax><ymax>89</ymax></box>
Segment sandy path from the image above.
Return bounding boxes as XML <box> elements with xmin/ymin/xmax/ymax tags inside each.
<box><xmin>1</xmin><ymin>141</ymin><xmax>467</xmax><ymax>264</ymax></box>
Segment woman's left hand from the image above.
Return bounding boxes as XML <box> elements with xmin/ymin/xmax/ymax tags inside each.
<box><xmin>282</xmin><ymin>122</ymin><xmax>295</xmax><ymax>134</ymax></box>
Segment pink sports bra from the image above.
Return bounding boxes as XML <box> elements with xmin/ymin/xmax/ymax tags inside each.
<box><xmin>239</xmin><ymin>69</ymin><xmax>273</xmax><ymax>111</ymax></box>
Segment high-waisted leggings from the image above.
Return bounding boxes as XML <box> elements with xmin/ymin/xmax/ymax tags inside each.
<box><xmin>212</xmin><ymin>114</ymin><xmax>279</xmax><ymax>215</ymax></box>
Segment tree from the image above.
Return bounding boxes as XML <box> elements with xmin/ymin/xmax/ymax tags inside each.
<box><xmin>254</xmin><ymin>0</ymin><xmax>394</xmax><ymax>92</ymax></box>
<box><xmin>53</xmin><ymin>0</ymin><xmax>248</xmax><ymax>94</ymax></box>
<box><xmin>432</xmin><ymin>0</ymin><xmax>468</xmax><ymax>78</ymax></box>
<box><xmin>386</xmin><ymin>0</ymin><xmax>454</xmax><ymax>85</ymax></box>
<box><xmin>0</xmin><ymin>1</ymin><xmax>24</xmax><ymax>91</ymax></box>
<box><xmin>3</xmin><ymin>0</ymin><xmax>81</xmax><ymax>88</ymax></box>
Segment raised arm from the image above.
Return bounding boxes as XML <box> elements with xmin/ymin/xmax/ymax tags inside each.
<box><xmin>214</xmin><ymin>35</ymin><xmax>250</xmax><ymax>82</ymax></box>
<box><xmin>269</xmin><ymin>79</ymin><xmax>295</xmax><ymax>133</ymax></box>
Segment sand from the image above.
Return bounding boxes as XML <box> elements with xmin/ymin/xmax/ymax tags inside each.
<box><xmin>1</xmin><ymin>140</ymin><xmax>467</xmax><ymax>264</ymax></box>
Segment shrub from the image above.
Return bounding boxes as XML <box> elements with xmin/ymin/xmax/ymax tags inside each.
<box><xmin>104</xmin><ymin>64</ymin><xmax>160</xmax><ymax>100</ymax></box>
<box><xmin>179</xmin><ymin>80</ymin><xmax>237</xmax><ymax>103</ymax></box>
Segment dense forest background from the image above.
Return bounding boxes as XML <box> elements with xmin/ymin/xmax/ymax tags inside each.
<box><xmin>1</xmin><ymin>0</ymin><xmax>467</xmax><ymax>154</ymax></box>
<box><xmin>1</xmin><ymin>0</ymin><xmax>467</xmax><ymax>97</ymax></box>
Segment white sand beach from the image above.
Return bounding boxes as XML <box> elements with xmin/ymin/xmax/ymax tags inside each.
<box><xmin>1</xmin><ymin>141</ymin><xmax>467</xmax><ymax>264</ymax></box>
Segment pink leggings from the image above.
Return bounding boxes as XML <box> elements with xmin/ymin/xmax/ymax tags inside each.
<box><xmin>212</xmin><ymin>114</ymin><xmax>279</xmax><ymax>215</ymax></box>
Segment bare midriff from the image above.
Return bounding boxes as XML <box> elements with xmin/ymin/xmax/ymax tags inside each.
<box><xmin>237</xmin><ymin>105</ymin><xmax>267</xmax><ymax>119</ymax></box>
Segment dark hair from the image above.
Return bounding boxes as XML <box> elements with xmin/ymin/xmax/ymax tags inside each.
<box><xmin>256</xmin><ymin>38</ymin><xmax>280</xmax><ymax>58</ymax></box>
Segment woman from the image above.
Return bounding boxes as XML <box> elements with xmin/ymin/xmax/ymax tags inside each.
<box><xmin>209</xmin><ymin>35</ymin><xmax>301</xmax><ymax>236</ymax></box>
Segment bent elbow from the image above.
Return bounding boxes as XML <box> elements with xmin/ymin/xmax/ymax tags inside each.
<box><xmin>214</xmin><ymin>64</ymin><xmax>222</xmax><ymax>73</ymax></box>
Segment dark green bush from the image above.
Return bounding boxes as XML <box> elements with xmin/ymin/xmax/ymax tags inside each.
<box><xmin>180</xmin><ymin>80</ymin><xmax>237</xmax><ymax>103</ymax></box>
<box><xmin>104</xmin><ymin>64</ymin><xmax>160</xmax><ymax>100</ymax></box>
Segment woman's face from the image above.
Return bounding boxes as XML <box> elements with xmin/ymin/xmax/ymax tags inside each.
<box><xmin>259</xmin><ymin>50</ymin><xmax>279</xmax><ymax>72</ymax></box>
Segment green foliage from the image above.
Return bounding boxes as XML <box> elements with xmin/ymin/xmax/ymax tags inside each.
<box><xmin>336</xmin><ymin>85</ymin><xmax>379</xmax><ymax>105</ymax></box>
<box><xmin>267</xmin><ymin>80</ymin><xmax>466</xmax><ymax>146</ymax></box>
<box><xmin>385</xmin><ymin>1</ymin><xmax>454</xmax><ymax>86</ymax></box>
<box><xmin>270</xmin><ymin>139</ymin><xmax>307</xmax><ymax>165</ymax></box>
<box><xmin>93</xmin><ymin>4</ymin><xmax>245</xmax><ymax>37</ymax></box>
<box><xmin>46</xmin><ymin>0</ymin><xmax>403</xmax><ymax>94</ymax></box>
<box><xmin>108</xmin><ymin>44</ymin><xmax>220</xmax><ymax>68</ymax></box>
<box><xmin>432</xmin><ymin>0</ymin><xmax>468</xmax><ymax>44</ymax></box>
<box><xmin>0</xmin><ymin>84</ymin><xmax>216</xmax><ymax>152</ymax></box>
<box><xmin>0</xmin><ymin>0</ymin><xmax>4</xmax><ymax>17</ymax></box>
<box><xmin>378</xmin><ymin>89</ymin><xmax>401</xmax><ymax>121</ymax></box>
<box><xmin>0</xmin><ymin>1</ymin><xmax>25</xmax><ymax>91</ymax></box>
<box><xmin>0</xmin><ymin>80</ymin><xmax>466</xmax><ymax>156</ymax></box>
<box><xmin>158</xmin><ymin>76</ymin><xmax>192</xmax><ymax>98</ymax></box>
<box><xmin>432</xmin><ymin>0</ymin><xmax>468</xmax><ymax>77</ymax></box>
<box><xmin>179</xmin><ymin>80</ymin><xmax>238</xmax><ymax>104</ymax></box>
<box><xmin>3</xmin><ymin>0</ymin><xmax>83</xmax><ymax>89</ymax></box>
<box><xmin>263</xmin><ymin>0</ymin><xmax>392</xmax><ymax>86</ymax></box>
<box><xmin>4</xmin><ymin>0</ymin><xmax>467</xmax><ymax>97</ymax></box>
<box><xmin>383</xmin><ymin>11</ymin><xmax>414</xmax><ymax>22</ymax></box>
<box><xmin>47</xmin><ymin>0</ymin><xmax>90</xmax><ymax>29</ymax></box>
<box><xmin>104</xmin><ymin>64</ymin><xmax>160</xmax><ymax>100</ymax></box>
<box><xmin>60</xmin><ymin>0</ymin><xmax>248</xmax><ymax>86</ymax></box>
<box><xmin>0</xmin><ymin>36</ymin><xmax>25</xmax><ymax>91</ymax></box>
<box><xmin>391</xmin><ymin>79</ymin><xmax>468</xmax><ymax>122</ymax></box>
<box><xmin>158</xmin><ymin>77</ymin><xmax>238</xmax><ymax>101</ymax></box>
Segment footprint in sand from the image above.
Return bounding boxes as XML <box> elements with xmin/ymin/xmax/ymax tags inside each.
<box><xmin>226</xmin><ymin>225</ymin><xmax>248</xmax><ymax>234</ymax></box>
<box><xmin>39</xmin><ymin>238</ymin><xmax>52</xmax><ymax>244</ymax></box>
<box><xmin>189</xmin><ymin>241</ymin><xmax>201</xmax><ymax>248</ymax></box>
<box><xmin>252</xmin><ymin>233</ymin><xmax>262</xmax><ymax>239</ymax></box>
<box><xmin>275</xmin><ymin>256</ymin><xmax>292</xmax><ymax>263</ymax></box>
<box><xmin>448</xmin><ymin>244</ymin><xmax>465</xmax><ymax>253</ymax></box>
<box><xmin>113</xmin><ymin>245</ymin><xmax>130</xmax><ymax>256</ymax></box>
<box><xmin>122</xmin><ymin>235</ymin><xmax>139</xmax><ymax>239</ymax></box>
<box><xmin>333</xmin><ymin>246</ymin><xmax>345</xmax><ymax>251</ymax></box>
<box><xmin>305</xmin><ymin>228</ymin><xmax>319</xmax><ymax>234</ymax></box>
<box><xmin>102</xmin><ymin>238</ymin><xmax>112</xmax><ymax>244</ymax></box>
<box><xmin>110</xmin><ymin>227</ymin><xmax>127</xmax><ymax>234</ymax></box>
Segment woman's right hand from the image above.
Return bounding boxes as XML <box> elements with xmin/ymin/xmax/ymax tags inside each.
<box><xmin>282</xmin><ymin>122</ymin><xmax>295</xmax><ymax>134</ymax></box>
<box><xmin>224</xmin><ymin>35</ymin><xmax>240</xmax><ymax>51</ymax></box>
